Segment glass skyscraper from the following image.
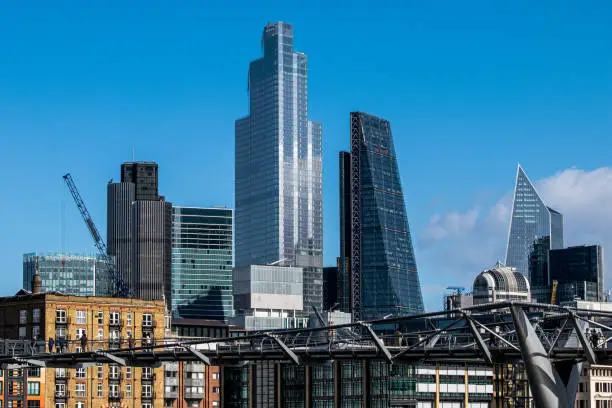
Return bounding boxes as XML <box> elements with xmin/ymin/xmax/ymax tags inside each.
<box><xmin>235</xmin><ymin>22</ymin><xmax>323</xmax><ymax>313</ymax></box>
<box><xmin>506</xmin><ymin>165</ymin><xmax>564</xmax><ymax>280</ymax></box>
<box><xmin>23</xmin><ymin>252</ymin><xmax>112</xmax><ymax>296</ymax></box>
<box><xmin>171</xmin><ymin>207</ymin><xmax>233</xmax><ymax>321</ymax></box>
<box><xmin>340</xmin><ymin>112</ymin><xmax>424</xmax><ymax>320</ymax></box>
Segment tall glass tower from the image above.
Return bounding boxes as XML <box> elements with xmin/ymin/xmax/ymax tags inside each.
<box><xmin>171</xmin><ymin>207</ymin><xmax>233</xmax><ymax>321</ymax></box>
<box><xmin>506</xmin><ymin>165</ymin><xmax>564</xmax><ymax>280</ymax></box>
<box><xmin>341</xmin><ymin>112</ymin><xmax>424</xmax><ymax>320</ymax></box>
<box><xmin>235</xmin><ymin>22</ymin><xmax>323</xmax><ymax>313</ymax></box>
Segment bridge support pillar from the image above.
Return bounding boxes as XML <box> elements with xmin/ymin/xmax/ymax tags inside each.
<box><xmin>510</xmin><ymin>305</ymin><xmax>571</xmax><ymax>408</ymax></box>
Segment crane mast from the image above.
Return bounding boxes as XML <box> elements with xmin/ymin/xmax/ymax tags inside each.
<box><xmin>62</xmin><ymin>173</ymin><xmax>130</xmax><ymax>298</ymax></box>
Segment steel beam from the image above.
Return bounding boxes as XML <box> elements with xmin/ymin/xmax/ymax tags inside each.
<box><xmin>185</xmin><ymin>346</ymin><xmax>211</xmax><ymax>366</ymax></box>
<box><xmin>16</xmin><ymin>358</ymin><xmax>45</xmax><ymax>367</ymax></box>
<box><xmin>465</xmin><ymin>316</ymin><xmax>492</xmax><ymax>364</ymax></box>
<box><xmin>96</xmin><ymin>352</ymin><xmax>126</xmax><ymax>366</ymax></box>
<box><xmin>267</xmin><ymin>335</ymin><xmax>300</xmax><ymax>365</ymax></box>
<box><xmin>362</xmin><ymin>324</ymin><xmax>393</xmax><ymax>363</ymax></box>
<box><xmin>510</xmin><ymin>305</ymin><xmax>570</xmax><ymax>408</ymax></box>
<box><xmin>569</xmin><ymin>313</ymin><xmax>597</xmax><ymax>364</ymax></box>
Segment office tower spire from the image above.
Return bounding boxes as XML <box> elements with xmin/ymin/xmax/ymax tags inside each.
<box><xmin>506</xmin><ymin>165</ymin><xmax>564</xmax><ymax>280</ymax></box>
<box><xmin>341</xmin><ymin>112</ymin><xmax>424</xmax><ymax>320</ymax></box>
<box><xmin>235</xmin><ymin>22</ymin><xmax>323</xmax><ymax>313</ymax></box>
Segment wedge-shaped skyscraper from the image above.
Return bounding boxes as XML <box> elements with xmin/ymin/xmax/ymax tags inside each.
<box><xmin>340</xmin><ymin>112</ymin><xmax>424</xmax><ymax>320</ymax></box>
<box><xmin>506</xmin><ymin>165</ymin><xmax>564</xmax><ymax>281</ymax></box>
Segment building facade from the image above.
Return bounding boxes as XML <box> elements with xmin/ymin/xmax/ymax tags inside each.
<box><xmin>550</xmin><ymin>245</ymin><xmax>604</xmax><ymax>302</ymax></box>
<box><xmin>506</xmin><ymin>165</ymin><xmax>564</xmax><ymax>279</ymax></box>
<box><xmin>232</xmin><ymin>264</ymin><xmax>306</xmax><ymax>330</ymax></box>
<box><xmin>235</xmin><ymin>22</ymin><xmax>323</xmax><ymax>315</ymax></box>
<box><xmin>171</xmin><ymin>207</ymin><xmax>233</xmax><ymax>320</ymax></box>
<box><xmin>473</xmin><ymin>262</ymin><xmax>531</xmax><ymax>305</ymax></box>
<box><xmin>0</xmin><ymin>290</ymin><xmax>166</xmax><ymax>408</ymax></box>
<box><xmin>23</xmin><ymin>253</ymin><xmax>111</xmax><ymax>296</ymax></box>
<box><xmin>107</xmin><ymin>161</ymin><xmax>172</xmax><ymax>301</ymax></box>
<box><xmin>340</xmin><ymin>112</ymin><xmax>424</xmax><ymax>320</ymax></box>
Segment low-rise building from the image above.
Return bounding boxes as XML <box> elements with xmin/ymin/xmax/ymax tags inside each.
<box><xmin>0</xmin><ymin>283</ymin><xmax>165</xmax><ymax>408</ymax></box>
<box><xmin>473</xmin><ymin>262</ymin><xmax>531</xmax><ymax>305</ymax></box>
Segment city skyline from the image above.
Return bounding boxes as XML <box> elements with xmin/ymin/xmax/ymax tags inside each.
<box><xmin>1</xmin><ymin>3</ymin><xmax>611</xmax><ymax>311</ymax></box>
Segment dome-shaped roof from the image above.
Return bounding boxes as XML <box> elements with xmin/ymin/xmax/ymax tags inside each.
<box><xmin>472</xmin><ymin>262</ymin><xmax>530</xmax><ymax>305</ymax></box>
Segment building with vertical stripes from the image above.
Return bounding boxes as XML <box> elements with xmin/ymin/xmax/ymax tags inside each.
<box><xmin>107</xmin><ymin>162</ymin><xmax>171</xmax><ymax>302</ymax></box>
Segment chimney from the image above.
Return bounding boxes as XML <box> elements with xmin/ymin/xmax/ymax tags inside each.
<box><xmin>32</xmin><ymin>258</ymin><xmax>42</xmax><ymax>294</ymax></box>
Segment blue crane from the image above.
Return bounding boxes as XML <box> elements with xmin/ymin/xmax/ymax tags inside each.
<box><xmin>63</xmin><ymin>173</ymin><xmax>130</xmax><ymax>298</ymax></box>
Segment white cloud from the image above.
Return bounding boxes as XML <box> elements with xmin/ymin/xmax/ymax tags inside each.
<box><xmin>416</xmin><ymin>167</ymin><xmax>612</xmax><ymax>311</ymax></box>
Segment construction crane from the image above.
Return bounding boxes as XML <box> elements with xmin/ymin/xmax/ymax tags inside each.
<box><xmin>551</xmin><ymin>280</ymin><xmax>559</xmax><ymax>305</ymax></box>
<box><xmin>62</xmin><ymin>173</ymin><xmax>130</xmax><ymax>298</ymax></box>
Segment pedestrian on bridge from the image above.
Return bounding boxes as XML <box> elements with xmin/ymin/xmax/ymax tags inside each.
<box><xmin>48</xmin><ymin>337</ymin><xmax>54</xmax><ymax>353</ymax></box>
<box><xmin>80</xmin><ymin>332</ymin><xmax>88</xmax><ymax>351</ymax></box>
<box><xmin>128</xmin><ymin>334</ymin><xmax>135</xmax><ymax>349</ymax></box>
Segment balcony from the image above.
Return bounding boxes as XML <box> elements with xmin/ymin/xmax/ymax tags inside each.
<box><xmin>184</xmin><ymin>378</ymin><xmax>205</xmax><ymax>387</ymax></box>
<box><xmin>109</xmin><ymin>318</ymin><xmax>123</xmax><ymax>328</ymax></box>
<box><xmin>141</xmin><ymin>373</ymin><xmax>156</xmax><ymax>382</ymax></box>
<box><xmin>142</xmin><ymin>321</ymin><xmax>156</xmax><ymax>332</ymax></box>
<box><xmin>108</xmin><ymin>338</ymin><xmax>123</xmax><ymax>349</ymax></box>
<box><xmin>164</xmin><ymin>390</ymin><xmax>179</xmax><ymax>399</ymax></box>
<box><xmin>184</xmin><ymin>391</ymin><xmax>204</xmax><ymax>400</ymax></box>
<box><xmin>109</xmin><ymin>373</ymin><xmax>123</xmax><ymax>382</ymax></box>
<box><xmin>164</xmin><ymin>377</ymin><xmax>179</xmax><ymax>387</ymax></box>
<box><xmin>55</xmin><ymin>316</ymin><xmax>71</xmax><ymax>325</ymax></box>
<box><xmin>54</xmin><ymin>391</ymin><xmax>70</xmax><ymax>400</ymax></box>
<box><xmin>108</xmin><ymin>391</ymin><xmax>123</xmax><ymax>401</ymax></box>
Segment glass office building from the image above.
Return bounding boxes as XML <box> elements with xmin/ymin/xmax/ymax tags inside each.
<box><xmin>22</xmin><ymin>252</ymin><xmax>112</xmax><ymax>296</ymax></box>
<box><xmin>506</xmin><ymin>165</ymin><xmax>564</xmax><ymax>280</ymax></box>
<box><xmin>235</xmin><ymin>22</ymin><xmax>323</xmax><ymax>314</ymax></box>
<box><xmin>341</xmin><ymin>112</ymin><xmax>424</xmax><ymax>320</ymax></box>
<box><xmin>171</xmin><ymin>207</ymin><xmax>233</xmax><ymax>321</ymax></box>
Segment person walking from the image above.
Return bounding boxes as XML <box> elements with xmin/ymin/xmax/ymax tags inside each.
<box><xmin>48</xmin><ymin>337</ymin><xmax>54</xmax><ymax>353</ymax></box>
<box><xmin>80</xmin><ymin>332</ymin><xmax>88</xmax><ymax>352</ymax></box>
<box><xmin>128</xmin><ymin>334</ymin><xmax>135</xmax><ymax>349</ymax></box>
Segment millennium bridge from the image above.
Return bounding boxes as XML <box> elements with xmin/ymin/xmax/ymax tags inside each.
<box><xmin>2</xmin><ymin>301</ymin><xmax>612</xmax><ymax>408</ymax></box>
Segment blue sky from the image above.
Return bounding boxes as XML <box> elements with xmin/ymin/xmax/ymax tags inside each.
<box><xmin>1</xmin><ymin>1</ymin><xmax>611</xmax><ymax>310</ymax></box>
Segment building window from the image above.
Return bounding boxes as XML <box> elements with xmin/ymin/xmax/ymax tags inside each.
<box><xmin>32</xmin><ymin>309</ymin><xmax>40</xmax><ymax>324</ymax></box>
<box><xmin>127</xmin><ymin>313</ymin><xmax>132</xmax><ymax>326</ymax></box>
<box><xmin>76</xmin><ymin>328</ymin><xmax>86</xmax><ymax>339</ymax></box>
<box><xmin>76</xmin><ymin>311</ymin><xmax>86</xmax><ymax>325</ymax></box>
<box><xmin>56</xmin><ymin>309</ymin><xmax>67</xmax><ymax>324</ymax></box>
<box><xmin>97</xmin><ymin>311</ymin><xmax>103</xmax><ymax>325</ymax></box>
<box><xmin>32</xmin><ymin>326</ymin><xmax>40</xmax><ymax>340</ymax></box>
<box><xmin>76</xmin><ymin>368</ymin><xmax>86</xmax><ymax>379</ymax></box>
<box><xmin>126</xmin><ymin>384</ymin><xmax>132</xmax><ymax>397</ymax></box>
<box><xmin>109</xmin><ymin>384</ymin><xmax>119</xmax><ymax>398</ymax></box>
<box><xmin>212</xmin><ymin>402</ymin><xmax>219</xmax><ymax>407</ymax></box>
<box><xmin>142</xmin><ymin>384</ymin><xmax>152</xmax><ymax>398</ymax></box>
<box><xmin>97</xmin><ymin>383</ymin><xmax>102</xmax><ymax>398</ymax></box>
<box><xmin>212</xmin><ymin>387</ymin><xmax>219</xmax><ymax>394</ymax></box>
<box><xmin>126</xmin><ymin>367</ymin><xmax>132</xmax><ymax>380</ymax></box>
<box><xmin>212</xmin><ymin>372</ymin><xmax>219</xmax><ymax>380</ymax></box>
<box><xmin>142</xmin><ymin>314</ymin><xmax>153</xmax><ymax>327</ymax></box>
<box><xmin>55</xmin><ymin>404</ymin><xmax>65</xmax><ymax>408</ymax></box>
<box><xmin>27</xmin><ymin>402</ymin><xmax>39</xmax><ymax>408</ymax></box>
<box><xmin>27</xmin><ymin>382</ymin><xmax>40</xmax><ymax>395</ymax></box>
<box><xmin>19</xmin><ymin>310</ymin><xmax>27</xmax><ymax>325</ymax></box>
<box><xmin>56</xmin><ymin>327</ymin><xmax>66</xmax><ymax>340</ymax></box>
<box><xmin>76</xmin><ymin>403</ymin><xmax>85</xmax><ymax>408</ymax></box>
<box><xmin>19</xmin><ymin>327</ymin><xmax>26</xmax><ymax>339</ymax></box>
<box><xmin>97</xmin><ymin>329</ymin><xmax>103</xmax><ymax>341</ymax></box>
<box><xmin>27</xmin><ymin>368</ymin><xmax>40</xmax><ymax>378</ymax></box>
<box><xmin>109</xmin><ymin>312</ymin><xmax>120</xmax><ymax>325</ymax></box>
<box><xmin>142</xmin><ymin>405</ymin><xmax>151</xmax><ymax>408</ymax></box>
<box><xmin>142</xmin><ymin>367</ymin><xmax>152</xmax><ymax>380</ymax></box>
<box><xmin>97</xmin><ymin>365</ymin><xmax>103</xmax><ymax>379</ymax></box>
<box><xmin>75</xmin><ymin>383</ymin><xmax>86</xmax><ymax>397</ymax></box>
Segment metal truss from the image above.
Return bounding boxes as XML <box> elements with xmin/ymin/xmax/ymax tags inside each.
<box><xmin>1</xmin><ymin>302</ymin><xmax>612</xmax><ymax>408</ymax></box>
<box><xmin>349</xmin><ymin>112</ymin><xmax>362</xmax><ymax>322</ymax></box>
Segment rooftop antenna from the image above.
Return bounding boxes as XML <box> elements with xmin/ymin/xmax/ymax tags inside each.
<box><xmin>132</xmin><ymin>146</ymin><xmax>135</xmax><ymax>162</ymax></box>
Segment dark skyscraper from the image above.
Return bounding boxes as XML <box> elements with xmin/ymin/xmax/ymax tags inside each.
<box><xmin>235</xmin><ymin>22</ymin><xmax>323</xmax><ymax>313</ymax></box>
<box><xmin>107</xmin><ymin>161</ymin><xmax>171</xmax><ymax>302</ymax></box>
<box><xmin>340</xmin><ymin>112</ymin><xmax>424</xmax><ymax>320</ymax></box>
<box><xmin>506</xmin><ymin>165</ymin><xmax>564</xmax><ymax>279</ymax></box>
<box><xmin>549</xmin><ymin>245</ymin><xmax>604</xmax><ymax>302</ymax></box>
